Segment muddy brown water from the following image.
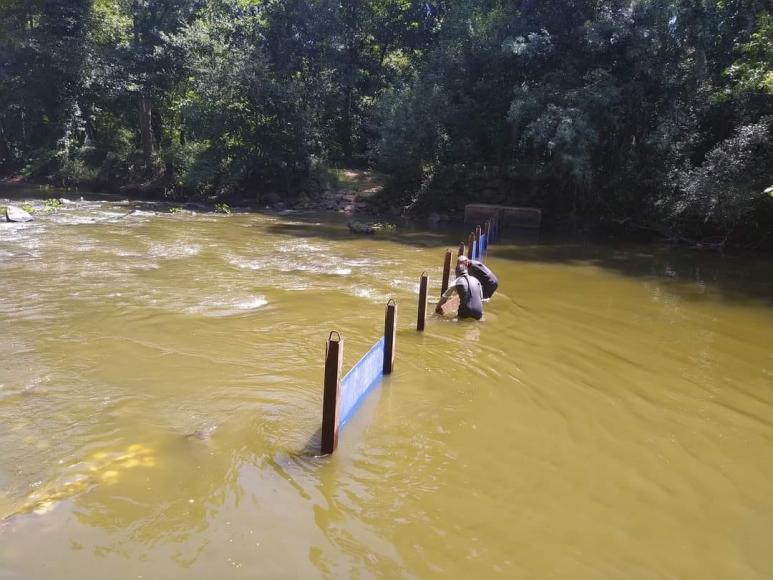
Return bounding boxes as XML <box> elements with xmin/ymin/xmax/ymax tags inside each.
<box><xmin>1</xmin><ymin>195</ymin><xmax>772</xmax><ymax>578</ymax></box>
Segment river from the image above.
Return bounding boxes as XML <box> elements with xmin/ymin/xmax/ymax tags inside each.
<box><xmin>1</xmin><ymin>193</ymin><xmax>772</xmax><ymax>579</ymax></box>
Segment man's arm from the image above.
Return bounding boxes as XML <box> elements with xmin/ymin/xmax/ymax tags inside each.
<box><xmin>441</xmin><ymin>284</ymin><xmax>459</xmax><ymax>299</ymax></box>
<box><xmin>435</xmin><ymin>279</ymin><xmax>459</xmax><ymax>313</ymax></box>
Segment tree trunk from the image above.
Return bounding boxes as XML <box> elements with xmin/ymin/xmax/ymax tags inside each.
<box><xmin>341</xmin><ymin>0</ymin><xmax>359</xmax><ymax>160</ymax></box>
<box><xmin>138</xmin><ymin>93</ymin><xmax>153</xmax><ymax>167</ymax></box>
<box><xmin>0</xmin><ymin>118</ymin><xmax>11</xmax><ymax>161</ymax></box>
<box><xmin>151</xmin><ymin>106</ymin><xmax>163</xmax><ymax>149</ymax></box>
<box><xmin>132</xmin><ymin>4</ymin><xmax>153</xmax><ymax>169</ymax></box>
<box><xmin>20</xmin><ymin>109</ymin><xmax>27</xmax><ymax>145</ymax></box>
<box><xmin>343</xmin><ymin>85</ymin><xmax>353</xmax><ymax>159</ymax></box>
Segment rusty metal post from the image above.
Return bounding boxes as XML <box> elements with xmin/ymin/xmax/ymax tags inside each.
<box><xmin>481</xmin><ymin>221</ymin><xmax>488</xmax><ymax>259</ymax></box>
<box><xmin>441</xmin><ymin>249</ymin><xmax>452</xmax><ymax>296</ymax></box>
<box><xmin>475</xmin><ymin>225</ymin><xmax>482</xmax><ymax>261</ymax></box>
<box><xmin>383</xmin><ymin>299</ymin><xmax>397</xmax><ymax>374</ymax></box>
<box><xmin>458</xmin><ymin>242</ymin><xmax>465</xmax><ymax>258</ymax></box>
<box><xmin>467</xmin><ymin>232</ymin><xmax>474</xmax><ymax>259</ymax></box>
<box><xmin>321</xmin><ymin>332</ymin><xmax>343</xmax><ymax>455</ymax></box>
<box><xmin>417</xmin><ymin>272</ymin><xmax>428</xmax><ymax>331</ymax></box>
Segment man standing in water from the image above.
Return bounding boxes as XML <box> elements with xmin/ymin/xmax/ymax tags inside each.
<box><xmin>457</xmin><ymin>255</ymin><xmax>498</xmax><ymax>300</ymax></box>
<box><xmin>435</xmin><ymin>263</ymin><xmax>484</xmax><ymax>320</ymax></box>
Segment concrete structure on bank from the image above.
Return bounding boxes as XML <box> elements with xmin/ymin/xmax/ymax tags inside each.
<box><xmin>464</xmin><ymin>203</ymin><xmax>541</xmax><ymax>231</ymax></box>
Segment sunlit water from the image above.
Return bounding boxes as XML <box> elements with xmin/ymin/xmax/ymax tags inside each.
<box><xmin>1</xmin><ymin>195</ymin><xmax>772</xmax><ymax>579</ymax></box>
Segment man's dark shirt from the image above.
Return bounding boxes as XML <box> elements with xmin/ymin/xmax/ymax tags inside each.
<box><xmin>455</xmin><ymin>274</ymin><xmax>483</xmax><ymax>320</ymax></box>
<box><xmin>469</xmin><ymin>260</ymin><xmax>498</xmax><ymax>299</ymax></box>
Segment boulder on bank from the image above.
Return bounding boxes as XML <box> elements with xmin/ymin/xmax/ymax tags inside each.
<box><xmin>347</xmin><ymin>221</ymin><xmax>397</xmax><ymax>234</ymax></box>
<box><xmin>262</xmin><ymin>192</ymin><xmax>282</xmax><ymax>206</ymax></box>
<box><xmin>427</xmin><ymin>211</ymin><xmax>450</xmax><ymax>225</ymax></box>
<box><xmin>5</xmin><ymin>206</ymin><xmax>33</xmax><ymax>223</ymax></box>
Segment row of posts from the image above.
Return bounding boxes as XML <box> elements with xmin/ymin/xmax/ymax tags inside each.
<box><xmin>416</xmin><ymin>211</ymin><xmax>501</xmax><ymax>332</ymax></box>
<box><xmin>321</xmin><ymin>211</ymin><xmax>501</xmax><ymax>455</ymax></box>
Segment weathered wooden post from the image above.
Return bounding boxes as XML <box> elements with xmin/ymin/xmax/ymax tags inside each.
<box><xmin>475</xmin><ymin>225</ymin><xmax>482</xmax><ymax>260</ymax></box>
<box><xmin>485</xmin><ymin>220</ymin><xmax>491</xmax><ymax>250</ymax></box>
<box><xmin>467</xmin><ymin>232</ymin><xmax>475</xmax><ymax>259</ymax></box>
<box><xmin>321</xmin><ymin>331</ymin><xmax>343</xmax><ymax>455</ymax></box>
<box><xmin>441</xmin><ymin>249</ymin><xmax>452</xmax><ymax>296</ymax></box>
<box><xmin>458</xmin><ymin>242</ymin><xmax>465</xmax><ymax>258</ymax></box>
<box><xmin>383</xmin><ymin>299</ymin><xmax>397</xmax><ymax>374</ymax></box>
<box><xmin>417</xmin><ymin>272</ymin><xmax>428</xmax><ymax>331</ymax></box>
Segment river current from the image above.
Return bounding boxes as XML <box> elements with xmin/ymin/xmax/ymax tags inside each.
<box><xmin>1</xmin><ymin>194</ymin><xmax>772</xmax><ymax>578</ymax></box>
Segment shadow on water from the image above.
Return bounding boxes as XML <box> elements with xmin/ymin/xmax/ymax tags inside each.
<box><xmin>4</xmin><ymin>182</ymin><xmax>769</xmax><ymax>309</ymax></box>
<box><xmin>265</xmin><ymin>219</ymin><xmax>467</xmax><ymax>249</ymax></box>
<box><xmin>0</xmin><ymin>183</ymin><xmax>132</xmax><ymax>203</ymax></box>
<box><xmin>491</xmin><ymin>241</ymin><xmax>773</xmax><ymax>308</ymax></box>
<box><xmin>299</xmin><ymin>427</ymin><xmax>323</xmax><ymax>458</ymax></box>
<box><xmin>263</xmin><ymin>210</ymin><xmax>541</xmax><ymax>249</ymax></box>
<box><xmin>268</xmin><ymin>213</ymin><xmax>772</xmax><ymax>308</ymax></box>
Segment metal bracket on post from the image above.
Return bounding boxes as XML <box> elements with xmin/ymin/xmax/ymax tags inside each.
<box><xmin>417</xmin><ymin>272</ymin><xmax>428</xmax><ymax>332</ymax></box>
<box><xmin>441</xmin><ymin>250</ymin><xmax>452</xmax><ymax>296</ymax></box>
<box><xmin>321</xmin><ymin>331</ymin><xmax>343</xmax><ymax>455</ymax></box>
<box><xmin>383</xmin><ymin>299</ymin><xmax>397</xmax><ymax>375</ymax></box>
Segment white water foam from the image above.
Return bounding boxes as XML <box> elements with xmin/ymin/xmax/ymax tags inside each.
<box><xmin>184</xmin><ymin>295</ymin><xmax>268</xmax><ymax>317</ymax></box>
<box><xmin>148</xmin><ymin>243</ymin><xmax>201</xmax><ymax>259</ymax></box>
<box><xmin>227</xmin><ymin>256</ymin><xmax>262</xmax><ymax>270</ymax></box>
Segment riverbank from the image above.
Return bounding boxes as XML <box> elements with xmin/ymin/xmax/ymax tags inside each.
<box><xmin>4</xmin><ymin>173</ymin><xmax>773</xmax><ymax>251</ymax></box>
<box><xmin>1</xmin><ymin>168</ymin><xmax>401</xmax><ymax>219</ymax></box>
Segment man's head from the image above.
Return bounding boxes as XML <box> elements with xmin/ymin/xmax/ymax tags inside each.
<box><xmin>457</xmin><ymin>255</ymin><xmax>470</xmax><ymax>268</ymax></box>
<box><xmin>455</xmin><ymin>263</ymin><xmax>468</xmax><ymax>277</ymax></box>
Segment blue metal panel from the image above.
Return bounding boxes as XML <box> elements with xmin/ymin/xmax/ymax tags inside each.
<box><xmin>339</xmin><ymin>337</ymin><xmax>385</xmax><ymax>426</ymax></box>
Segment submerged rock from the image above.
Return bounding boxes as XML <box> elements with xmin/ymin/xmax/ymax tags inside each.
<box><xmin>5</xmin><ymin>206</ymin><xmax>33</xmax><ymax>223</ymax></box>
<box><xmin>348</xmin><ymin>220</ymin><xmax>377</xmax><ymax>234</ymax></box>
<box><xmin>185</xmin><ymin>425</ymin><xmax>218</xmax><ymax>441</ymax></box>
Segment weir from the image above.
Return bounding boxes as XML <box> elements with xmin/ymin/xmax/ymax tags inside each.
<box><xmin>323</xmin><ymin>214</ymin><xmax>500</xmax><ymax>453</ymax></box>
<box><xmin>321</xmin><ymin>300</ymin><xmax>397</xmax><ymax>455</ymax></box>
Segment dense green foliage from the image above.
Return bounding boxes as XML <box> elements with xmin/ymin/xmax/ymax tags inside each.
<box><xmin>1</xmin><ymin>0</ymin><xmax>771</xmax><ymax>243</ymax></box>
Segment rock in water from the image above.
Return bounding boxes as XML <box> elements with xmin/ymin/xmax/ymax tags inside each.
<box><xmin>6</xmin><ymin>206</ymin><xmax>33</xmax><ymax>223</ymax></box>
<box><xmin>347</xmin><ymin>221</ymin><xmax>377</xmax><ymax>234</ymax></box>
<box><xmin>185</xmin><ymin>425</ymin><xmax>218</xmax><ymax>441</ymax></box>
